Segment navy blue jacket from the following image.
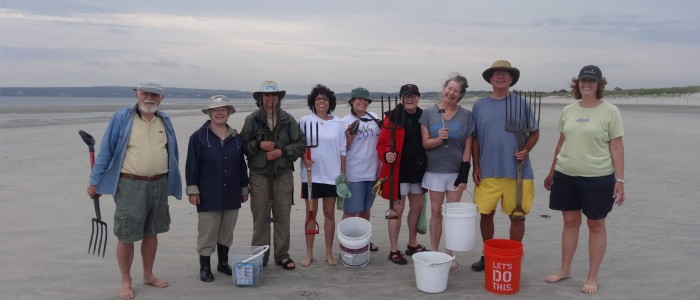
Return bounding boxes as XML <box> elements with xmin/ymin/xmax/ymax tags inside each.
<box><xmin>185</xmin><ymin>121</ymin><xmax>249</xmax><ymax>212</ymax></box>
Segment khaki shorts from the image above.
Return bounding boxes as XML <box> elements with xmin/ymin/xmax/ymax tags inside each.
<box><xmin>474</xmin><ymin>178</ymin><xmax>534</xmax><ymax>215</ymax></box>
<box><xmin>113</xmin><ymin>177</ymin><xmax>170</xmax><ymax>243</ymax></box>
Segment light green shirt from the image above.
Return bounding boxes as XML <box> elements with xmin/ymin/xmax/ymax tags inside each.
<box><xmin>555</xmin><ymin>101</ymin><xmax>623</xmax><ymax>177</ymax></box>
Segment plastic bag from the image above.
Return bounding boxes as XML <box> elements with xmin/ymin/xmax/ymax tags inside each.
<box><xmin>336</xmin><ymin>174</ymin><xmax>351</xmax><ymax>211</ymax></box>
<box><xmin>417</xmin><ymin>194</ymin><xmax>428</xmax><ymax>234</ymax></box>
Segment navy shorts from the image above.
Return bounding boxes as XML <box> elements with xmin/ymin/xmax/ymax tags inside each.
<box><xmin>549</xmin><ymin>171</ymin><xmax>615</xmax><ymax>220</ymax></box>
<box><xmin>301</xmin><ymin>182</ymin><xmax>337</xmax><ymax>199</ymax></box>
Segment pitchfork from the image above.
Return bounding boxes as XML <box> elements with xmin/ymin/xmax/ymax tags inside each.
<box><xmin>505</xmin><ymin>91</ymin><xmax>541</xmax><ymax>221</ymax></box>
<box><xmin>302</xmin><ymin>121</ymin><xmax>320</xmax><ymax>234</ymax></box>
<box><xmin>79</xmin><ymin>130</ymin><xmax>108</xmax><ymax>258</ymax></box>
<box><xmin>381</xmin><ymin>95</ymin><xmax>402</xmax><ymax>219</ymax></box>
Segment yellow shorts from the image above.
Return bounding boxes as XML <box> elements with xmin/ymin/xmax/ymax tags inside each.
<box><xmin>473</xmin><ymin>178</ymin><xmax>534</xmax><ymax>215</ymax></box>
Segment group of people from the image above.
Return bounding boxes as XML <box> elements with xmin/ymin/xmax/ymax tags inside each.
<box><xmin>86</xmin><ymin>60</ymin><xmax>625</xmax><ymax>299</ymax></box>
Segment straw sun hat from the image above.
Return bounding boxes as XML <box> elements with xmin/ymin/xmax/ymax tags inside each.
<box><xmin>482</xmin><ymin>60</ymin><xmax>520</xmax><ymax>86</ymax></box>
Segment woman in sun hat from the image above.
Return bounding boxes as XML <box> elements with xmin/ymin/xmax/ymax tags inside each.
<box><xmin>543</xmin><ymin>65</ymin><xmax>625</xmax><ymax>294</ymax></box>
<box><xmin>240</xmin><ymin>80</ymin><xmax>304</xmax><ymax>271</ymax></box>
<box><xmin>340</xmin><ymin>87</ymin><xmax>382</xmax><ymax>252</ymax></box>
<box><xmin>185</xmin><ymin>95</ymin><xmax>250</xmax><ymax>282</ymax></box>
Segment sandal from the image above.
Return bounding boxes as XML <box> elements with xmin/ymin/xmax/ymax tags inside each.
<box><xmin>276</xmin><ymin>257</ymin><xmax>296</xmax><ymax>270</ymax></box>
<box><xmin>370</xmin><ymin>243</ymin><xmax>379</xmax><ymax>252</ymax></box>
<box><xmin>405</xmin><ymin>243</ymin><xmax>426</xmax><ymax>256</ymax></box>
<box><xmin>388</xmin><ymin>250</ymin><xmax>407</xmax><ymax>265</ymax></box>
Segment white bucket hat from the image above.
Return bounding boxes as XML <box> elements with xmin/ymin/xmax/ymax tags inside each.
<box><xmin>252</xmin><ymin>80</ymin><xmax>286</xmax><ymax>101</ymax></box>
<box><xmin>202</xmin><ymin>95</ymin><xmax>235</xmax><ymax>114</ymax></box>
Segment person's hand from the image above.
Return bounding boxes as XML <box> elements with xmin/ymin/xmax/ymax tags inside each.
<box><xmin>87</xmin><ymin>185</ymin><xmax>101</xmax><ymax>199</ymax></box>
<box><xmin>303</xmin><ymin>156</ymin><xmax>314</xmax><ymax>168</ymax></box>
<box><xmin>455</xmin><ymin>182</ymin><xmax>467</xmax><ymax>192</ymax></box>
<box><xmin>266</xmin><ymin>148</ymin><xmax>283</xmax><ymax>160</ymax></box>
<box><xmin>260</xmin><ymin>141</ymin><xmax>276</xmax><ymax>152</ymax></box>
<box><xmin>472</xmin><ymin>166</ymin><xmax>482</xmax><ymax>186</ymax></box>
<box><xmin>438</xmin><ymin>128</ymin><xmax>449</xmax><ymax>140</ymax></box>
<box><xmin>515</xmin><ymin>148</ymin><xmax>530</xmax><ymax>162</ymax></box>
<box><xmin>544</xmin><ymin>173</ymin><xmax>554</xmax><ymax>191</ymax></box>
<box><xmin>241</xmin><ymin>195</ymin><xmax>249</xmax><ymax>203</ymax></box>
<box><xmin>613</xmin><ymin>182</ymin><xmax>625</xmax><ymax>206</ymax></box>
<box><xmin>385</xmin><ymin>152</ymin><xmax>396</xmax><ymax>164</ymax></box>
<box><xmin>188</xmin><ymin>194</ymin><xmax>200</xmax><ymax>206</ymax></box>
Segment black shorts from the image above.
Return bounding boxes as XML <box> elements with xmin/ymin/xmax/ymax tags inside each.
<box><xmin>301</xmin><ymin>182</ymin><xmax>337</xmax><ymax>199</ymax></box>
<box><xmin>549</xmin><ymin>171</ymin><xmax>615</xmax><ymax>220</ymax></box>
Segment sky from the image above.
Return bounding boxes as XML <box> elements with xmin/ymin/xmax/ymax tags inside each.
<box><xmin>1</xmin><ymin>0</ymin><xmax>699</xmax><ymax>95</ymax></box>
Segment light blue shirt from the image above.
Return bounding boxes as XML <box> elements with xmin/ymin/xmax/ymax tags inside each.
<box><xmin>472</xmin><ymin>95</ymin><xmax>535</xmax><ymax>179</ymax></box>
<box><xmin>89</xmin><ymin>105</ymin><xmax>182</xmax><ymax>199</ymax></box>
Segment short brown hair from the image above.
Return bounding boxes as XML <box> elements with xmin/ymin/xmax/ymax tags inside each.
<box><xmin>570</xmin><ymin>77</ymin><xmax>607</xmax><ymax>100</ymax></box>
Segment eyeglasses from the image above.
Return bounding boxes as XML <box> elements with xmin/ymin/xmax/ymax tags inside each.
<box><xmin>402</xmin><ymin>94</ymin><xmax>419</xmax><ymax>100</ymax></box>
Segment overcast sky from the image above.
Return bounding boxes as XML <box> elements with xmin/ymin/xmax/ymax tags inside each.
<box><xmin>1</xmin><ymin>0</ymin><xmax>699</xmax><ymax>94</ymax></box>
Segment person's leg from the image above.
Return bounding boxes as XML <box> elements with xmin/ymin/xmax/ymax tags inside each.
<box><xmin>341</xmin><ymin>181</ymin><xmax>363</xmax><ymax>220</ymax></box>
<box><xmin>302</xmin><ymin>197</ymin><xmax>318</xmax><ymax>267</ymax></box>
<box><xmin>322</xmin><ymin>197</ymin><xmax>338</xmax><ymax>266</ymax></box>
<box><xmin>196</xmin><ymin>211</ymin><xmax>218</xmax><ymax>282</ymax></box>
<box><xmin>444</xmin><ymin>189</ymin><xmax>464</xmax><ymax>269</ymax></box>
<box><xmin>116</xmin><ymin>241</ymin><xmax>135</xmax><ymax>300</ymax></box>
<box><xmin>428</xmin><ymin>190</ymin><xmax>446</xmax><ymax>251</ymax></box>
<box><xmin>249</xmin><ymin>172</ymin><xmax>272</xmax><ymax>265</ymax></box>
<box><xmin>545</xmin><ymin>210</ymin><xmax>581</xmax><ymax>283</ymax></box>
<box><xmin>272</xmin><ymin>171</ymin><xmax>294</xmax><ymax>268</ymax></box>
<box><xmin>405</xmin><ymin>192</ymin><xmax>423</xmax><ymax>248</ymax></box>
<box><xmin>142</xmin><ymin>235</ymin><xmax>168</xmax><ymax>288</ymax></box>
<box><xmin>216</xmin><ymin>209</ymin><xmax>238</xmax><ymax>275</ymax></box>
<box><xmin>388</xmin><ymin>195</ymin><xmax>407</xmax><ymax>252</ymax></box>
<box><xmin>582</xmin><ymin>218</ymin><xmax>606</xmax><ymax>293</ymax></box>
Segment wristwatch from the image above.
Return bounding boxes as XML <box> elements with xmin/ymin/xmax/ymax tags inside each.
<box><xmin>616</xmin><ymin>178</ymin><xmax>625</xmax><ymax>184</ymax></box>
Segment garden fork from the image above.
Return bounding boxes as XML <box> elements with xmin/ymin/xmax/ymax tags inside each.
<box><xmin>505</xmin><ymin>91</ymin><xmax>541</xmax><ymax>221</ymax></box>
<box><xmin>381</xmin><ymin>95</ymin><xmax>402</xmax><ymax>219</ymax></box>
<box><xmin>79</xmin><ymin>130</ymin><xmax>108</xmax><ymax>258</ymax></box>
<box><xmin>302</xmin><ymin>121</ymin><xmax>320</xmax><ymax>234</ymax></box>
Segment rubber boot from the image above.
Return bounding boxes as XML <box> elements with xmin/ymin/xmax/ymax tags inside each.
<box><xmin>216</xmin><ymin>244</ymin><xmax>232</xmax><ymax>275</ymax></box>
<box><xmin>199</xmin><ymin>255</ymin><xmax>214</xmax><ymax>282</ymax></box>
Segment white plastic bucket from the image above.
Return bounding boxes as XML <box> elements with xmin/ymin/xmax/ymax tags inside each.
<box><xmin>442</xmin><ymin>202</ymin><xmax>477</xmax><ymax>251</ymax></box>
<box><xmin>337</xmin><ymin>217</ymin><xmax>372</xmax><ymax>267</ymax></box>
<box><xmin>412</xmin><ymin>251</ymin><xmax>455</xmax><ymax>293</ymax></box>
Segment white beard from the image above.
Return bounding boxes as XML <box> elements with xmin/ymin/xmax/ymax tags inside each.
<box><xmin>139</xmin><ymin>102</ymin><xmax>159</xmax><ymax>113</ymax></box>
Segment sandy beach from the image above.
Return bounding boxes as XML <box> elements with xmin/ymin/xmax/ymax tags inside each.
<box><xmin>1</xmin><ymin>98</ymin><xmax>699</xmax><ymax>300</ymax></box>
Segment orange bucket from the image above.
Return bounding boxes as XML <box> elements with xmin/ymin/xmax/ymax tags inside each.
<box><xmin>483</xmin><ymin>239</ymin><xmax>523</xmax><ymax>295</ymax></box>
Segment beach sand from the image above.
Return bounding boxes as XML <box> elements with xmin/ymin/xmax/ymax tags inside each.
<box><xmin>1</xmin><ymin>99</ymin><xmax>699</xmax><ymax>300</ymax></box>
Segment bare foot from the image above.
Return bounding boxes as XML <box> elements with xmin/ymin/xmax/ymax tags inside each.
<box><xmin>545</xmin><ymin>272</ymin><xmax>572</xmax><ymax>283</ymax></box>
<box><xmin>581</xmin><ymin>281</ymin><xmax>598</xmax><ymax>294</ymax></box>
<box><xmin>450</xmin><ymin>261</ymin><xmax>459</xmax><ymax>270</ymax></box>
<box><xmin>119</xmin><ymin>280</ymin><xmax>134</xmax><ymax>300</ymax></box>
<box><xmin>325</xmin><ymin>255</ymin><xmax>338</xmax><ymax>266</ymax></box>
<box><xmin>301</xmin><ymin>255</ymin><xmax>313</xmax><ymax>267</ymax></box>
<box><xmin>143</xmin><ymin>275</ymin><xmax>169</xmax><ymax>288</ymax></box>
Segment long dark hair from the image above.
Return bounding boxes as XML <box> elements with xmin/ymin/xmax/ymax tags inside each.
<box><xmin>306</xmin><ymin>84</ymin><xmax>337</xmax><ymax>113</ymax></box>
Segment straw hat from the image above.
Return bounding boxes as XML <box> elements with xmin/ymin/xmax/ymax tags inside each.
<box><xmin>482</xmin><ymin>60</ymin><xmax>520</xmax><ymax>86</ymax></box>
<box><xmin>202</xmin><ymin>95</ymin><xmax>235</xmax><ymax>114</ymax></box>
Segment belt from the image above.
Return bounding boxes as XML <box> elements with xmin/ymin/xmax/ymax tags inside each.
<box><xmin>120</xmin><ymin>173</ymin><xmax>166</xmax><ymax>181</ymax></box>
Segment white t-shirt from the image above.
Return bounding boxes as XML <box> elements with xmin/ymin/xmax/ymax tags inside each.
<box><xmin>342</xmin><ymin>112</ymin><xmax>381</xmax><ymax>182</ymax></box>
<box><xmin>299</xmin><ymin>114</ymin><xmax>347</xmax><ymax>185</ymax></box>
